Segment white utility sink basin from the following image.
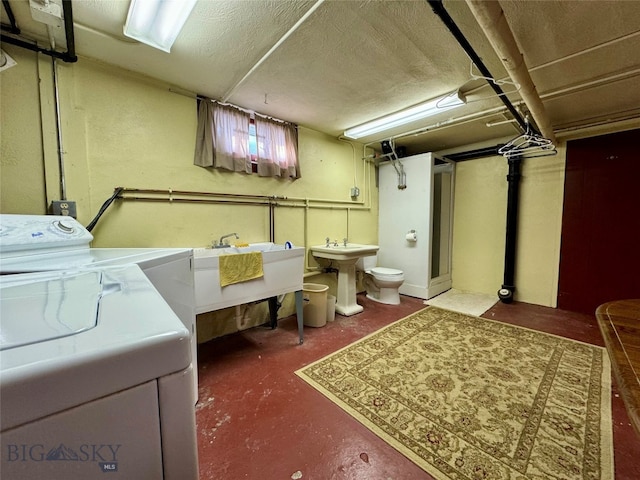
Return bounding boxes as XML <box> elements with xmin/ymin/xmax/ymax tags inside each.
<box><xmin>310</xmin><ymin>243</ymin><xmax>379</xmax><ymax>316</ymax></box>
<box><xmin>194</xmin><ymin>243</ymin><xmax>304</xmax><ymax>313</ymax></box>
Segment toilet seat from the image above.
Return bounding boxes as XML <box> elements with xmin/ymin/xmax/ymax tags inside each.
<box><xmin>371</xmin><ymin>266</ymin><xmax>403</xmax><ymax>276</ymax></box>
<box><xmin>370</xmin><ymin>266</ymin><xmax>404</xmax><ymax>282</ymax></box>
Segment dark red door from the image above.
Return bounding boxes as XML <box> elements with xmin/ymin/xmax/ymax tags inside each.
<box><xmin>558</xmin><ymin>129</ymin><xmax>640</xmax><ymax>315</ymax></box>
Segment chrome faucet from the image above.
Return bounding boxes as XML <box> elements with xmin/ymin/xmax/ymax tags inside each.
<box><xmin>325</xmin><ymin>237</ymin><xmax>330</xmax><ymax>247</ymax></box>
<box><xmin>215</xmin><ymin>232</ymin><xmax>238</xmax><ymax>248</ymax></box>
<box><xmin>343</xmin><ymin>237</ymin><xmax>348</xmax><ymax>247</ymax></box>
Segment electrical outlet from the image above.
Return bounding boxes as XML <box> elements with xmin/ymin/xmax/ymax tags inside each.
<box><xmin>50</xmin><ymin>200</ymin><xmax>77</xmax><ymax>218</ymax></box>
<box><xmin>350</xmin><ymin>187</ymin><xmax>360</xmax><ymax>198</ymax></box>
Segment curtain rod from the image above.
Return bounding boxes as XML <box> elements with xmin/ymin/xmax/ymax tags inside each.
<box><xmin>198</xmin><ymin>96</ymin><xmax>296</xmax><ymax>126</ymax></box>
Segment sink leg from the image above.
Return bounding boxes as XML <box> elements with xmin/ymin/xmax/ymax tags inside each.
<box><xmin>268</xmin><ymin>296</ymin><xmax>278</xmax><ymax>329</ymax></box>
<box><xmin>295</xmin><ymin>290</ymin><xmax>304</xmax><ymax>344</ymax></box>
<box><xmin>335</xmin><ymin>261</ymin><xmax>363</xmax><ymax>316</ymax></box>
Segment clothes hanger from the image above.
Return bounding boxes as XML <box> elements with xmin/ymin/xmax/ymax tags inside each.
<box><xmin>498</xmin><ymin>117</ymin><xmax>557</xmax><ymax>159</ymax></box>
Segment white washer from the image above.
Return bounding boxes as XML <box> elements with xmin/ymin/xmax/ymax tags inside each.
<box><xmin>0</xmin><ymin>214</ymin><xmax>198</xmax><ymax>400</ymax></box>
<box><xmin>0</xmin><ymin>265</ymin><xmax>198</xmax><ymax>479</ymax></box>
<box><xmin>0</xmin><ymin>214</ymin><xmax>199</xmax><ymax>479</ymax></box>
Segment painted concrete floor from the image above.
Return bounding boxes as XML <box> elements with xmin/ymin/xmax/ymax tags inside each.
<box><xmin>196</xmin><ymin>294</ymin><xmax>640</xmax><ymax>479</ymax></box>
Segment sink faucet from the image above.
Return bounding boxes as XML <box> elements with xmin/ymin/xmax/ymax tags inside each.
<box><xmin>343</xmin><ymin>237</ymin><xmax>348</xmax><ymax>247</ymax></box>
<box><xmin>325</xmin><ymin>237</ymin><xmax>330</xmax><ymax>247</ymax></box>
<box><xmin>217</xmin><ymin>232</ymin><xmax>239</xmax><ymax>247</ymax></box>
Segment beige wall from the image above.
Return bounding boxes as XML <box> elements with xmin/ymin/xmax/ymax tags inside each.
<box><xmin>449</xmin><ymin>145</ymin><xmax>566</xmax><ymax>307</ymax></box>
<box><xmin>450</xmin><ymin>155</ymin><xmax>508</xmax><ymax>296</ymax></box>
<box><xmin>0</xmin><ymin>52</ymin><xmax>377</xmax><ymax>341</ymax></box>
<box><xmin>0</xmin><ymin>46</ymin><xmax>47</xmax><ymax>214</ymax></box>
<box><xmin>1</xmin><ymin>47</ymin><xmax>571</xmax><ymax>340</ymax></box>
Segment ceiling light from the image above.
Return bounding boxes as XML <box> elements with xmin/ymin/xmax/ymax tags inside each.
<box><xmin>124</xmin><ymin>0</ymin><xmax>197</xmax><ymax>53</ymax></box>
<box><xmin>343</xmin><ymin>90</ymin><xmax>466</xmax><ymax>140</ymax></box>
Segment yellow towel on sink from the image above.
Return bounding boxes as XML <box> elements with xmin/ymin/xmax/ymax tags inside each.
<box><xmin>219</xmin><ymin>251</ymin><xmax>264</xmax><ymax>287</ymax></box>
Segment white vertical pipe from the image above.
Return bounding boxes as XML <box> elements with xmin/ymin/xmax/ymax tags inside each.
<box><xmin>465</xmin><ymin>0</ymin><xmax>557</xmax><ymax>144</ymax></box>
<box><xmin>222</xmin><ymin>0</ymin><xmax>325</xmax><ymax>102</ymax></box>
<box><xmin>52</xmin><ymin>56</ymin><xmax>67</xmax><ymax>200</ymax></box>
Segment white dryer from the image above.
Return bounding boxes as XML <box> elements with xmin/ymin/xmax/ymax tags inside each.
<box><xmin>0</xmin><ymin>214</ymin><xmax>198</xmax><ymax>399</ymax></box>
<box><xmin>0</xmin><ymin>265</ymin><xmax>198</xmax><ymax>479</ymax></box>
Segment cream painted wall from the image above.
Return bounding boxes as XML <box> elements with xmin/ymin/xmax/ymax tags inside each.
<box><xmin>54</xmin><ymin>59</ymin><xmax>377</xmax><ymax>251</ymax></box>
<box><xmin>0</xmin><ymin>46</ymin><xmax>46</xmax><ymax>214</ymax></box>
<box><xmin>514</xmin><ymin>143</ymin><xmax>566</xmax><ymax>307</ymax></box>
<box><xmin>1</xmin><ymin>48</ymin><xmax>569</xmax><ymax>338</ymax></box>
<box><xmin>449</xmin><ymin>147</ymin><xmax>566</xmax><ymax>307</ymax></box>
<box><xmin>0</xmin><ymin>53</ymin><xmax>377</xmax><ymax>342</ymax></box>
<box><xmin>451</xmin><ymin>155</ymin><xmax>507</xmax><ymax>296</ymax></box>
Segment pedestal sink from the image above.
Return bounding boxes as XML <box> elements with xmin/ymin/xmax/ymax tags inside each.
<box><xmin>310</xmin><ymin>243</ymin><xmax>379</xmax><ymax>316</ymax></box>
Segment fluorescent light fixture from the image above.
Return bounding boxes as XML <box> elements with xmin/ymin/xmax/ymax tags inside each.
<box><xmin>1</xmin><ymin>49</ymin><xmax>17</xmax><ymax>73</ymax></box>
<box><xmin>124</xmin><ymin>0</ymin><xmax>197</xmax><ymax>53</ymax></box>
<box><xmin>343</xmin><ymin>90</ymin><xmax>466</xmax><ymax>139</ymax></box>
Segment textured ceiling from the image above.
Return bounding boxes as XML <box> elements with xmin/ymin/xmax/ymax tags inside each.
<box><xmin>2</xmin><ymin>0</ymin><xmax>639</xmax><ymax>155</ymax></box>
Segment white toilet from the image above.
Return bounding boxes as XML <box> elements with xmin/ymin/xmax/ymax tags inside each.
<box><xmin>356</xmin><ymin>255</ymin><xmax>404</xmax><ymax>305</ymax></box>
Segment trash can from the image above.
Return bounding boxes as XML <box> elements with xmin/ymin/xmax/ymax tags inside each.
<box><xmin>303</xmin><ymin>283</ymin><xmax>329</xmax><ymax>327</ymax></box>
<box><xmin>326</xmin><ymin>295</ymin><xmax>336</xmax><ymax>322</ymax></box>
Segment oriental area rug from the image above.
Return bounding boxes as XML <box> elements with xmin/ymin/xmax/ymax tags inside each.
<box><xmin>296</xmin><ymin>307</ymin><xmax>613</xmax><ymax>479</ymax></box>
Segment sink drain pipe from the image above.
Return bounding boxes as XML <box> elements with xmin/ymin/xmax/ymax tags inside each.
<box><xmin>498</xmin><ymin>155</ymin><xmax>522</xmax><ymax>303</ymax></box>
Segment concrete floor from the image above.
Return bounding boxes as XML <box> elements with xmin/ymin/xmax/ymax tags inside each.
<box><xmin>196</xmin><ymin>294</ymin><xmax>640</xmax><ymax>479</ymax></box>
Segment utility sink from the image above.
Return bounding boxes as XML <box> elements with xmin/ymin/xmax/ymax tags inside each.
<box><xmin>310</xmin><ymin>243</ymin><xmax>379</xmax><ymax>316</ymax></box>
<box><xmin>193</xmin><ymin>243</ymin><xmax>304</xmax><ymax>313</ymax></box>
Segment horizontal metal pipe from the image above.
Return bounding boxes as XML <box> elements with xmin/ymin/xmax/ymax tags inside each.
<box><xmin>117</xmin><ymin>194</ymin><xmax>372</xmax><ymax>211</ymax></box>
<box><xmin>275</xmin><ymin>203</ymin><xmax>370</xmax><ymax>211</ymax></box>
<box><xmin>118</xmin><ymin>196</ymin><xmax>267</xmax><ymax>207</ymax></box>
<box><xmin>1</xmin><ymin>0</ymin><xmax>77</xmax><ymax>62</ymax></box>
<box><xmin>118</xmin><ymin>187</ymin><xmax>367</xmax><ymax>207</ymax></box>
<box><xmin>119</xmin><ymin>187</ymin><xmax>283</xmax><ymax>200</ymax></box>
<box><xmin>0</xmin><ymin>34</ymin><xmax>74</xmax><ymax>61</ymax></box>
<box><xmin>392</xmin><ymin>103</ymin><xmax>518</xmax><ymax>141</ymax></box>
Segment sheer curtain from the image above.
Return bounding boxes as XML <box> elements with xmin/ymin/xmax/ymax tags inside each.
<box><xmin>255</xmin><ymin>116</ymin><xmax>300</xmax><ymax>179</ymax></box>
<box><xmin>194</xmin><ymin>99</ymin><xmax>252</xmax><ymax>173</ymax></box>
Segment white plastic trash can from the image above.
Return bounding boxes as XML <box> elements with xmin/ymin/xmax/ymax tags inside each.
<box><xmin>303</xmin><ymin>283</ymin><xmax>329</xmax><ymax>327</ymax></box>
<box><xmin>326</xmin><ymin>295</ymin><xmax>336</xmax><ymax>322</ymax></box>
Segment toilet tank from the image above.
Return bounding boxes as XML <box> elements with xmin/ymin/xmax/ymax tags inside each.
<box><xmin>356</xmin><ymin>254</ymin><xmax>377</xmax><ymax>271</ymax></box>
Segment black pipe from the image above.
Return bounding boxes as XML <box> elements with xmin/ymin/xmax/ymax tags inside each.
<box><xmin>497</xmin><ymin>155</ymin><xmax>522</xmax><ymax>303</ymax></box>
<box><xmin>86</xmin><ymin>187</ymin><xmax>124</xmax><ymax>232</ymax></box>
<box><xmin>427</xmin><ymin>0</ymin><xmax>529</xmax><ymax>302</ymax></box>
<box><xmin>2</xmin><ymin>0</ymin><xmax>20</xmax><ymax>34</ymax></box>
<box><xmin>269</xmin><ymin>202</ymin><xmax>275</xmax><ymax>242</ymax></box>
<box><xmin>444</xmin><ymin>144</ymin><xmax>505</xmax><ymax>162</ymax></box>
<box><xmin>61</xmin><ymin>0</ymin><xmax>77</xmax><ymax>62</ymax></box>
<box><xmin>0</xmin><ymin>0</ymin><xmax>77</xmax><ymax>62</ymax></box>
<box><xmin>426</xmin><ymin>0</ymin><xmax>528</xmax><ymax>132</ymax></box>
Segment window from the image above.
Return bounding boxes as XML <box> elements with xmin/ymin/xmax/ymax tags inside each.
<box><xmin>194</xmin><ymin>99</ymin><xmax>300</xmax><ymax>179</ymax></box>
<box><xmin>249</xmin><ymin>120</ymin><xmax>258</xmax><ymax>160</ymax></box>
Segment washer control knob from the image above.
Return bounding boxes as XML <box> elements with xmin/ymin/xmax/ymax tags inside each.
<box><xmin>54</xmin><ymin>220</ymin><xmax>75</xmax><ymax>234</ymax></box>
